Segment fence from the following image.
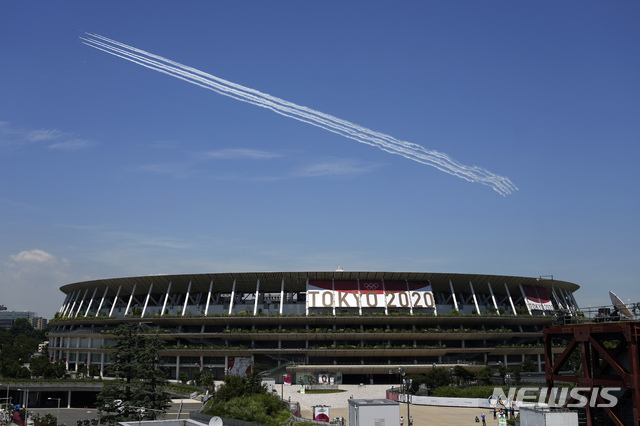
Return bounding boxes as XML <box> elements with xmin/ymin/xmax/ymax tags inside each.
<box><xmin>190</xmin><ymin>412</ymin><xmax>270</xmax><ymax>426</ymax></box>
<box><xmin>189</xmin><ymin>395</ymin><xmax>323</xmax><ymax>425</ymax></box>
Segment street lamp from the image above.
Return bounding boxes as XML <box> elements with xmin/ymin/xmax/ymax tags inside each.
<box><xmin>48</xmin><ymin>397</ymin><xmax>61</xmax><ymax>426</ymax></box>
<box><xmin>403</xmin><ymin>377</ymin><xmax>412</xmax><ymax>424</ymax></box>
<box><xmin>0</xmin><ymin>396</ymin><xmax>13</xmax><ymax>424</ymax></box>
<box><xmin>396</xmin><ymin>367</ymin><xmax>411</xmax><ymax>424</ymax></box>
<box><xmin>18</xmin><ymin>389</ymin><xmax>29</xmax><ymax>426</ymax></box>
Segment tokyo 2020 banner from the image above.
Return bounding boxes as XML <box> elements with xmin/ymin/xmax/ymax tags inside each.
<box><xmin>307</xmin><ymin>280</ymin><xmax>434</xmax><ymax>310</ymax></box>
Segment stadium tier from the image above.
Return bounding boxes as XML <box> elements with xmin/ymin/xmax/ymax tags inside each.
<box><xmin>47</xmin><ymin>271</ymin><xmax>580</xmax><ymax>384</ymax></box>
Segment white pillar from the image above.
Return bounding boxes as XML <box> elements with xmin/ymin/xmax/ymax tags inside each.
<box><xmin>59</xmin><ymin>292</ymin><xmax>72</xmax><ymax>314</ymax></box>
<box><xmin>504</xmin><ymin>283</ymin><xmax>517</xmax><ymax>316</ymax></box>
<box><xmin>537</xmin><ymin>353</ymin><xmax>543</xmax><ymax>373</ymax></box>
<box><xmin>356</xmin><ymin>279</ymin><xmax>362</xmax><ymax>316</ymax></box>
<box><xmin>182</xmin><ymin>281</ymin><xmax>192</xmax><ymax>316</ymax></box>
<box><xmin>253</xmin><ymin>279</ymin><xmax>260</xmax><ymax>315</ymax></box>
<box><xmin>84</xmin><ymin>288</ymin><xmax>98</xmax><ymax>317</ymax></box>
<box><xmin>161</xmin><ymin>282</ymin><xmax>172</xmax><ymax>316</ymax></box>
<box><xmin>229</xmin><ymin>280</ymin><xmax>236</xmax><ymax>315</ymax></box>
<box><xmin>124</xmin><ymin>284</ymin><xmax>137</xmax><ymax>316</ymax></box>
<box><xmin>550</xmin><ymin>287</ymin><xmax>562</xmax><ymax>309</ymax></box>
<box><xmin>469</xmin><ymin>281</ymin><xmax>480</xmax><ymax>315</ymax></box>
<box><xmin>141</xmin><ymin>282</ymin><xmax>154</xmax><ymax>318</ymax></box>
<box><xmin>487</xmin><ymin>282</ymin><xmax>499</xmax><ymax>315</ymax></box>
<box><xmin>279</xmin><ymin>278</ymin><xmax>285</xmax><ymax>315</ymax></box>
<box><xmin>564</xmin><ymin>288</ymin><xmax>575</xmax><ymax>311</ymax></box>
<box><xmin>382</xmin><ymin>279</ymin><xmax>389</xmax><ymax>315</ymax></box>
<box><xmin>429</xmin><ymin>281</ymin><xmax>438</xmax><ymax>316</ymax></box>
<box><xmin>95</xmin><ymin>287</ymin><xmax>109</xmax><ymax>317</ymax></box>
<box><xmin>449</xmin><ymin>280</ymin><xmax>459</xmax><ymax>312</ymax></box>
<box><xmin>62</xmin><ymin>291</ymin><xmax>77</xmax><ymax>317</ymax></box>
<box><xmin>305</xmin><ymin>278</ymin><xmax>309</xmax><ymax>316</ymax></box>
<box><xmin>109</xmin><ymin>285</ymin><xmax>122</xmax><ymax>317</ymax></box>
<box><xmin>568</xmin><ymin>290</ymin><xmax>579</xmax><ymax>311</ymax></box>
<box><xmin>75</xmin><ymin>289</ymin><xmax>89</xmax><ymax>317</ymax></box>
<box><xmin>519</xmin><ymin>284</ymin><xmax>532</xmax><ymax>316</ymax></box>
<box><xmin>204</xmin><ymin>281</ymin><xmax>213</xmax><ymax>316</ymax></box>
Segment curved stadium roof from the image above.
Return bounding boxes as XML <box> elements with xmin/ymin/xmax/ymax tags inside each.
<box><xmin>60</xmin><ymin>271</ymin><xmax>579</xmax><ymax>297</ymax></box>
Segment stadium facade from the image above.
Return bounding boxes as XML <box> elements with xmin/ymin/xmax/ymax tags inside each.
<box><xmin>47</xmin><ymin>272</ymin><xmax>580</xmax><ymax>384</ymax></box>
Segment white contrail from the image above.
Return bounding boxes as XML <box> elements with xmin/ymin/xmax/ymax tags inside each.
<box><xmin>79</xmin><ymin>32</ymin><xmax>518</xmax><ymax>196</ymax></box>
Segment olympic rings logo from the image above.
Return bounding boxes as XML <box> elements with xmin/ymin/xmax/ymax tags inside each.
<box><xmin>488</xmin><ymin>395</ymin><xmax>517</xmax><ymax>408</ymax></box>
<box><xmin>363</xmin><ymin>283</ymin><xmax>379</xmax><ymax>290</ymax></box>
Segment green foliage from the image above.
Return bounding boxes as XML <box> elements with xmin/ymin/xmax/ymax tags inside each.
<box><xmin>207</xmin><ymin>393</ymin><xmax>288</xmax><ymax>426</ymax></box>
<box><xmin>0</xmin><ymin>319</ymin><xmax>46</xmax><ymax>378</ymax></box>
<box><xmin>510</xmin><ymin>367</ymin><xmax>522</xmax><ymax>385</ymax></box>
<box><xmin>204</xmin><ymin>370</ymin><xmax>288</xmax><ymax>425</ymax></box>
<box><xmin>39</xmin><ymin>413</ymin><xmax>58</xmax><ymax>426</ymax></box>
<box><xmin>96</xmin><ymin>324</ymin><xmax>171</xmax><ymax>423</ymax></box>
<box><xmin>521</xmin><ymin>356</ymin><xmax>536</xmax><ymax>372</ymax></box>
<box><xmin>453</xmin><ymin>366</ymin><xmax>476</xmax><ymax>385</ymax></box>
<box><xmin>192</xmin><ymin>369</ymin><xmax>215</xmax><ymax>389</ymax></box>
<box><xmin>29</xmin><ymin>353</ymin><xmax>67</xmax><ymax>379</ymax></box>
<box><xmin>498</xmin><ymin>364</ymin><xmax>508</xmax><ymax>379</ymax></box>
<box><xmin>89</xmin><ymin>364</ymin><xmax>100</xmax><ymax>378</ymax></box>
<box><xmin>405</xmin><ymin>367</ymin><xmax>451</xmax><ymax>394</ymax></box>
<box><xmin>476</xmin><ymin>366</ymin><xmax>494</xmax><ymax>385</ymax></box>
<box><xmin>213</xmin><ymin>369</ymin><xmax>267</xmax><ymax>404</ymax></box>
<box><xmin>77</xmin><ymin>364</ymin><xmax>88</xmax><ymax>379</ymax></box>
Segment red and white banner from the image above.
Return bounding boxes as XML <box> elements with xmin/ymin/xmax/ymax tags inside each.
<box><xmin>227</xmin><ymin>356</ymin><xmax>252</xmax><ymax>376</ymax></box>
<box><xmin>283</xmin><ymin>374</ymin><xmax>292</xmax><ymax>386</ymax></box>
<box><xmin>313</xmin><ymin>406</ymin><xmax>330</xmax><ymax>422</ymax></box>
<box><xmin>522</xmin><ymin>285</ymin><xmax>554</xmax><ymax>311</ymax></box>
<box><xmin>307</xmin><ymin>280</ymin><xmax>434</xmax><ymax>310</ymax></box>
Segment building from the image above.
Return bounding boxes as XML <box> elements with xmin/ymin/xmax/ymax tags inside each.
<box><xmin>47</xmin><ymin>272</ymin><xmax>580</xmax><ymax>384</ymax></box>
<box><xmin>348</xmin><ymin>399</ymin><xmax>400</xmax><ymax>426</ymax></box>
<box><xmin>0</xmin><ymin>307</ymin><xmax>47</xmax><ymax>330</ymax></box>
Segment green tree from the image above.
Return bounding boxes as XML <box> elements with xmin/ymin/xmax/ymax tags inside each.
<box><xmin>205</xmin><ymin>371</ymin><xmax>287</xmax><ymax>426</ymax></box>
<box><xmin>213</xmin><ymin>369</ymin><xmax>267</xmax><ymax>404</ymax></box>
<box><xmin>46</xmin><ymin>359</ymin><xmax>67</xmax><ymax>379</ymax></box>
<box><xmin>521</xmin><ymin>356</ymin><xmax>536</xmax><ymax>372</ymax></box>
<box><xmin>0</xmin><ymin>319</ymin><xmax>46</xmax><ymax>378</ymax></box>
<box><xmin>477</xmin><ymin>366</ymin><xmax>494</xmax><ymax>385</ymax></box>
<box><xmin>29</xmin><ymin>353</ymin><xmax>52</xmax><ymax>378</ymax></box>
<box><xmin>510</xmin><ymin>367</ymin><xmax>522</xmax><ymax>385</ymax></box>
<box><xmin>425</xmin><ymin>367</ymin><xmax>452</xmax><ymax>389</ymax></box>
<box><xmin>10</xmin><ymin>318</ymin><xmax>43</xmax><ymax>339</ymax></box>
<box><xmin>453</xmin><ymin>366</ymin><xmax>476</xmax><ymax>385</ymax></box>
<box><xmin>77</xmin><ymin>364</ymin><xmax>88</xmax><ymax>379</ymax></box>
<box><xmin>39</xmin><ymin>413</ymin><xmax>58</xmax><ymax>426</ymax></box>
<box><xmin>208</xmin><ymin>394</ymin><xmax>288</xmax><ymax>426</ymax></box>
<box><xmin>96</xmin><ymin>324</ymin><xmax>171</xmax><ymax>422</ymax></box>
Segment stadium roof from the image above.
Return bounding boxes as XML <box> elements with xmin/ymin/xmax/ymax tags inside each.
<box><xmin>60</xmin><ymin>271</ymin><xmax>579</xmax><ymax>296</ymax></box>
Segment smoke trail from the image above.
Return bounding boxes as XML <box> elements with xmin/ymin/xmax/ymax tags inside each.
<box><xmin>79</xmin><ymin>32</ymin><xmax>517</xmax><ymax>196</ymax></box>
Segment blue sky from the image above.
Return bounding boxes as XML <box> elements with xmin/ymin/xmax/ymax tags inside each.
<box><xmin>1</xmin><ymin>1</ymin><xmax>638</xmax><ymax>319</ymax></box>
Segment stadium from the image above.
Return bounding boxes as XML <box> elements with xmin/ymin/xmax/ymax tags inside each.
<box><xmin>47</xmin><ymin>271</ymin><xmax>580</xmax><ymax>384</ymax></box>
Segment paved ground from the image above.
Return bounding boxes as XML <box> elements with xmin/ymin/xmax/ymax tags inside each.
<box><xmin>283</xmin><ymin>384</ymin><xmax>509</xmax><ymax>426</ymax></box>
<box><xmin>18</xmin><ymin>387</ymin><xmax>510</xmax><ymax>426</ymax></box>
